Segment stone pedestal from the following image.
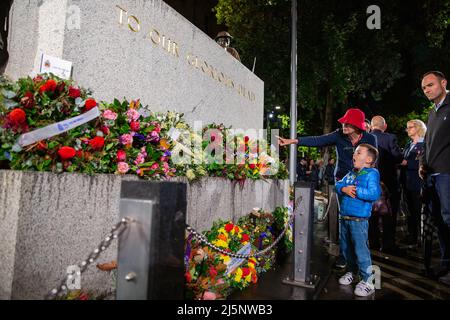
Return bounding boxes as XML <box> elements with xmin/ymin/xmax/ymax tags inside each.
<box><xmin>0</xmin><ymin>170</ymin><xmax>288</xmax><ymax>299</ymax></box>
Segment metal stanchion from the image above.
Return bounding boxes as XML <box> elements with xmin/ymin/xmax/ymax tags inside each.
<box><xmin>283</xmin><ymin>181</ymin><xmax>319</xmax><ymax>289</ymax></box>
<box><xmin>328</xmin><ymin>184</ymin><xmax>339</xmax><ymax>244</ymax></box>
<box><xmin>116</xmin><ymin>181</ymin><xmax>187</xmax><ymax>300</ymax></box>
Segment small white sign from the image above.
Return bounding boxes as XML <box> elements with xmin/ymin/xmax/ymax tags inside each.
<box><xmin>40</xmin><ymin>53</ymin><xmax>73</xmax><ymax>79</ymax></box>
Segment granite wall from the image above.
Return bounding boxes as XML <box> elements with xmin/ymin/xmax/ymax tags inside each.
<box><xmin>5</xmin><ymin>0</ymin><xmax>264</xmax><ymax>130</ymax></box>
<box><xmin>0</xmin><ymin>170</ymin><xmax>288</xmax><ymax>299</ymax></box>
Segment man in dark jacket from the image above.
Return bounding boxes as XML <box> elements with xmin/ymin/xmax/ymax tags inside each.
<box><xmin>370</xmin><ymin>116</ymin><xmax>403</xmax><ymax>252</ymax></box>
<box><xmin>419</xmin><ymin>71</ymin><xmax>450</xmax><ymax>285</ymax></box>
<box><xmin>297</xmin><ymin>158</ymin><xmax>308</xmax><ymax>181</ymax></box>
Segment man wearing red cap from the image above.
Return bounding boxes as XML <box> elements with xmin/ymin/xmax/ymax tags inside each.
<box><xmin>278</xmin><ymin>108</ymin><xmax>378</xmax><ymax>269</ymax></box>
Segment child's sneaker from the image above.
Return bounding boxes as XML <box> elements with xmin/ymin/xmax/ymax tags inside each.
<box><xmin>338</xmin><ymin>272</ymin><xmax>355</xmax><ymax>285</ymax></box>
<box><xmin>354</xmin><ymin>280</ymin><xmax>375</xmax><ymax>297</ymax></box>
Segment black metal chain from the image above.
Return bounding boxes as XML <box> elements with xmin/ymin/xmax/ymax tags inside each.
<box><xmin>45</xmin><ymin>218</ymin><xmax>131</xmax><ymax>300</ymax></box>
<box><xmin>186</xmin><ymin>212</ymin><xmax>293</xmax><ymax>259</ymax></box>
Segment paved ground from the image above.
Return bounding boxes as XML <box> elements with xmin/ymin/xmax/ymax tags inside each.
<box><xmin>230</xmin><ymin>215</ymin><xmax>450</xmax><ymax>300</ymax></box>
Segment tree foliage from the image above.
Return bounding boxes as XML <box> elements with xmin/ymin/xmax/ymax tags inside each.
<box><xmin>215</xmin><ymin>0</ymin><xmax>450</xmax><ymax>139</ymax></box>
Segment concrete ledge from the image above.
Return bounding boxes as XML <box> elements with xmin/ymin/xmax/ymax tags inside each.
<box><xmin>0</xmin><ymin>170</ymin><xmax>288</xmax><ymax>299</ymax></box>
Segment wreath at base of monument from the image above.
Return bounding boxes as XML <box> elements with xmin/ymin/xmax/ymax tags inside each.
<box><xmin>0</xmin><ymin>74</ymin><xmax>288</xmax><ymax>181</ymax></box>
<box><xmin>185</xmin><ymin>207</ymin><xmax>293</xmax><ymax>300</ymax></box>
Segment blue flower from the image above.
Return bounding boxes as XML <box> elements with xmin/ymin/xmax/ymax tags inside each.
<box><xmin>4</xmin><ymin>151</ymin><xmax>11</xmax><ymax>161</ymax></box>
<box><xmin>133</xmin><ymin>133</ymin><xmax>146</xmax><ymax>141</ymax></box>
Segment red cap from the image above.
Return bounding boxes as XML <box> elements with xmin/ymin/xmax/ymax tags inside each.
<box><xmin>338</xmin><ymin>108</ymin><xmax>366</xmax><ymax>131</ymax></box>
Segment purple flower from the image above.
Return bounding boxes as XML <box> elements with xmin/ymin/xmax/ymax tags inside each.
<box><xmin>133</xmin><ymin>133</ymin><xmax>146</xmax><ymax>141</ymax></box>
<box><xmin>163</xmin><ymin>150</ymin><xmax>171</xmax><ymax>157</ymax></box>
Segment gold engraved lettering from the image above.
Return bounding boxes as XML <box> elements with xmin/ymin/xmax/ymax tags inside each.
<box><xmin>171</xmin><ymin>42</ymin><xmax>180</xmax><ymax>57</ymax></box>
<box><xmin>149</xmin><ymin>28</ymin><xmax>161</xmax><ymax>45</ymax></box>
<box><xmin>116</xmin><ymin>5</ymin><xmax>127</xmax><ymax>25</ymax></box>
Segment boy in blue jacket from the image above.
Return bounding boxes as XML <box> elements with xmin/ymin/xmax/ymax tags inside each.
<box><xmin>335</xmin><ymin>143</ymin><xmax>381</xmax><ymax>297</ymax></box>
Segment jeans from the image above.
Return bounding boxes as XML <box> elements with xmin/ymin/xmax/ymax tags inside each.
<box><xmin>427</xmin><ymin>174</ymin><xmax>450</xmax><ymax>268</ymax></box>
<box><xmin>340</xmin><ymin>218</ymin><xmax>372</xmax><ymax>281</ymax></box>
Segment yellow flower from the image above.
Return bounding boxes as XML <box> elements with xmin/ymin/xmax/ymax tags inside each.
<box><xmin>220</xmin><ymin>255</ymin><xmax>231</xmax><ymax>264</ymax></box>
<box><xmin>186</xmin><ymin>169</ymin><xmax>196</xmax><ymax>181</ymax></box>
<box><xmin>218</xmin><ymin>227</ymin><xmax>226</xmax><ymax>234</ymax></box>
<box><xmin>234</xmin><ymin>268</ymin><xmax>243</xmax><ymax>282</ymax></box>
<box><xmin>213</xmin><ymin>239</ymin><xmax>228</xmax><ymax>248</ymax></box>
<box><xmin>245</xmin><ymin>274</ymin><xmax>252</xmax><ymax>283</ymax></box>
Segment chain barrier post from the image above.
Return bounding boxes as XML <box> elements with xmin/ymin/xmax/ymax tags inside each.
<box><xmin>116</xmin><ymin>181</ymin><xmax>187</xmax><ymax>300</ymax></box>
<box><xmin>283</xmin><ymin>181</ymin><xmax>319</xmax><ymax>289</ymax></box>
<box><xmin>327</xmin><ymin>184</ymin><xmax>340</xmax><ymax>256</ymax></box>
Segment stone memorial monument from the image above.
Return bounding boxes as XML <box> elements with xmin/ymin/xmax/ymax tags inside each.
<box><xmin>5</xmin><ymin>0</ymin><xmax>264</xmax><ymax>129</ymax></box>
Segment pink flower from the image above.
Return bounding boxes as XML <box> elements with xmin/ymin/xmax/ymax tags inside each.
<box><xmin>163</xmin><ymin>162</ymin><xmax>170</xmax><ymax>172</ymax></box>
<box><xmin>150</xmin><ymin>163</ymin><xmax>159</xmax><ymax>170</ymax></box>
<box><xmin>134</xmin><ymin>154</ymin><xmax>145</xmax><ymax>165</ymax></box>
<box><xmin>117</xmin><ymin>162</ymin><xmax>129</xmax><ymax>174</ymax></box>
<box><xmin>153</xmin><ymin>124</ymin><xmax>161</xmax><ymax>134</ymax></box>
<box><xmin>216</xmin><ymin>278</ymin><xmax>225</xmax><ymax>285</ymax></box>
<box><xmin>119</xmin><ymin>134</ymin><xmax>133</xmax><ymax>146</ymax></box>
<box><xmin>126</xmin><ymin>109</ymin><xmax>140</xmax><ymax>122</ymax></box>
<box><xmin>103</xmin><ymin>110</ymin><xmax>118</xmax><ymax>120</ymax></box>
<box><xmin>203</xmin><ymin>291</ymin><xmax>217</xmax><ymax>300</ymax></box>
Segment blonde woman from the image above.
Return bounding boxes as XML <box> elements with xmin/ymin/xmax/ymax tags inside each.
<box><xmin>400</xmin><ymin>119</ymin><xmax>427</xmax><ymax>245</ymax></box>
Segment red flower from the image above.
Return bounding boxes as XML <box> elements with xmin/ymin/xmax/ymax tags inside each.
<box><xmin>249</xmin><ymin>164</ymin><xmax>256</xmax><ymax>170</ymax></box>
<box><xmin>58</xmin><ymin>146</ymin><xmax>76</xmax><ymax>160</ymax></box>
<box><xmin>225</xmin><ymin>223</ymin><xmax>234</xmax><ymax>233</ymax></box>
<box><xmin>242</xmin><ymin>268</ymin><xmax>250</xmax><ymax>277</ymax></box>
<box><xmin>130</xmin><ymin>121</ymin><xmax>140</xmax><ymax>132</ymax></box>
<box><xmin>78</xmin><ymin>293</ymin><xmax>89</xmax><ymax>300</ymax></box>
<box><xmin>36</xmin><ymin>141</ymin><xmax>47</xmax><ymax>151</ymax></box>
<box><xmin>68</xmin><ymin>86</ymin><xmax>81</xmax><ymax>98</ymax></box>
<box><xmin>117</xmin><ymin>150</ymin><xmax>126</xmax><ymax>162</ymax></box>
<box><xmin>33</xmin><ymin>75</ymin><xmax>43</xmax><ymax>84</ymax></box>
<box><xmin>83</xmin><ymin>99</ymin><xmax>97</xmax><ymax>112</ymax></box>
<box><xmin>8</xmin><ymin>108</ymin><xmax>26</xmax><ymax>125</ymax></box>
<box><xmin>209</xmin><ymin>266</ymin><xmax>218</xmax><ymax>277</ymax></box>
<box><xmin>234</xmin><ymin>226</ymin><xmax>239</xmax><ymax>234</ymax></box>
<box><xmin>56</xmin><ymin>82</ymin><xmax>66</xmax><ymax>94</ymax></box>
<box><xmin>185</xmin><ymin>272</ymin><xmax>192</xmax><ymax>283</ymax></box>
<box><xmin>89</xmin><ymin>137</ymin><xmax>105</xmax><ymax>151</ymax></box>
<box><xmin>244</xmin><ymin>136</ymin><xmax>250</xmax><ymax>143</ymax></box>
<box><xmin>75</xmin><ymin>150</ymin><xmax>84</xmax><ymax>158</ymax></box>
<box><xmin>241</xmin><ymin>233</ymin><xmax>250</xmax><ymax>242</ymax></box>
<box><xmin>39</xmin><ymin>79</ymin><xmax>57</xmax><ymax>94</ymax></box>
<box><xmin>101</xmin><ymin>126</ymin><xmax>110</xmax><ymax>135</ymax></box>
<box><xmin>20</xmin><ymin>92</ymin><xmax>35</xmax><ymax>109</ymax></box>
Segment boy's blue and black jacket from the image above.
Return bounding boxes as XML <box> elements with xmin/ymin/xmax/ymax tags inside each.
<box><xmin>335</xmin><ymin>167</ymin><xmax>381</xmax><ymax>218</ymax></box>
